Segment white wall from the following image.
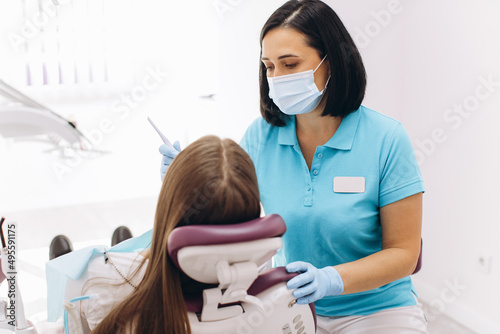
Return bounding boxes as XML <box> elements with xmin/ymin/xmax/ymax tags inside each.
<box><xmin>0</xmin><ymin>0</ymin><xmax>499</xmax><ymax>331</ymax></box>
<box><xmin>402</xmin><ymin>1</ymin><xmax>500</xmax><ymax>332</ymax></box>
<box><xmin>0</xmin><ymin>0</ymin><xmax>223</xmax><ymax>211</ymax></box>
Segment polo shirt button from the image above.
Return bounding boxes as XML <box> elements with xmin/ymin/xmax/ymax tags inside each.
<box><xmin>317</xmin><ymin>153</ymin><xmax>323</xmax><ymax>158</ymax></box>
<box><xmin>307</xmin><ymin>185</ymin><xmax>311</xmax><ymax>191</ymax></box>
<box><xmin>313</xmin><ymin>170</ymin><xmax>319</xmax><ymax>175</ymax></box>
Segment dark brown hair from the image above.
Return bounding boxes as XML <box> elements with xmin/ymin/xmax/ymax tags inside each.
<box><xmin>93</xmin><ymin>135</ymin><xmax>261</xmax><ymax>333</ymax></box>
<box><xmin>260</xmin><ymin>0</ymin><xmax>367</xmax><ymax>126</ymax></box>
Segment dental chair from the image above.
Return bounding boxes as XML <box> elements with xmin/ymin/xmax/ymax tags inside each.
<box><xmin>62</xmin><ymin>214</ymin><xmax>317</xmax><ymax>334</ymax></box>
<box><xmin>167</xmin><ymin>214</ymin><xmax>317</xmax><ymax>334</ymax></box>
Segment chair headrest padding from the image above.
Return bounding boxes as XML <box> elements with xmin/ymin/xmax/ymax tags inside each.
<box><xmin>167</xmin><ymin>214</ymin><xmax>286</xmax><ymax>269</ymax></box>
<box><xmin>247</xmin><ymin>267</ymin><xmax>298</xmax><ymax>297</ymax></box>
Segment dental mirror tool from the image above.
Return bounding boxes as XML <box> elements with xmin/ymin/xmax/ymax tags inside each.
<box><xmin>147</xmin><ymin>117</ymin><xmax>174</xmax><ymax>148</ymax></box>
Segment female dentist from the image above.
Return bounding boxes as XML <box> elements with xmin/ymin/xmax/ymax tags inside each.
<box><xmin>160</xmin><ymin>0</ymin><xmax>428</xmax><ymax>332</ymax></box>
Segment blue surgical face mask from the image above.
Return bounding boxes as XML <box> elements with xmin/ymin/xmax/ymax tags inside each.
<box><xmin>267</xmin><ymin>55</ymin><xmax>330</xmax><ymax>115</ymax></box>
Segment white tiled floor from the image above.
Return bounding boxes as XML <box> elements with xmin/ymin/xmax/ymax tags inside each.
<box><xmin>1</xmin><ymin>197</ymin><xmax>478</xmax><ymax>333</ymax></box>
<box><xmin>421</xmin><ymin>303</ymin><xmax>477</xmax><ymax>334</ymax></box>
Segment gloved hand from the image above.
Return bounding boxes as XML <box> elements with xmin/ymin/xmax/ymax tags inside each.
<box><xmin>159</xmin><ymin>140</ymin><xmax>181</xmax><ymax>181</ymax></box>
<box><xmin>286</xmin><ymin>261</ymin><xmax>344</xmax><ymax>304</ymax></box>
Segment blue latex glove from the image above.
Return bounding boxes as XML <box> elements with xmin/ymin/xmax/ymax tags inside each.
<box><xmin>159</xmin><ymin>140</ymin><xmax>181</xmax><ymax>181</ymax></box>
<box><xmin>286</xmin><ymin>261</ymin><xmax>344</xmax><ymax>304</ymax></box>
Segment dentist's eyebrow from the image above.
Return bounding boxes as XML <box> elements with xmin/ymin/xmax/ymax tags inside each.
<box><xmin>261</xmin><ymin>54</ymin><xmax>299</xmax><ymax>61</ymax></box>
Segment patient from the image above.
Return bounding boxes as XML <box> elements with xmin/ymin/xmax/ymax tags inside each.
<box><xmin>79</xmin><ymin>135</ymin><xmax>261</xmax><ymax>334</ymax></box>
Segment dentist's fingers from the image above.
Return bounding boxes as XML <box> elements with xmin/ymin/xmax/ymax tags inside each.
<box><xmin>159</xmin><ymin>144</ymin><xmax>179</xmax><ymax>157</ymax></box>
<box><xmin>286</xmin><ymin>262</ymin><xmax>316</xmax><ymax>290</ymax></box>
<box><xmin>173</xmin><ymin>140</ymin><xmax>181</xmax><ymax>151</ymax></box>
<box><xmin>292</xmin><ymin>280</ymin><xmax>319</xmax><ymax>299</ymax></box>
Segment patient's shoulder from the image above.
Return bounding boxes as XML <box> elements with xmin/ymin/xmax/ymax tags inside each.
<box><xmin>82</xmin><ymin>252</ymin><xmax>148</xmax><ymax>330</ymax></box>
<box><xmin>87</xmin><ymin>251</ymin><xmax>147</xmax><ymax>279</ymax></box>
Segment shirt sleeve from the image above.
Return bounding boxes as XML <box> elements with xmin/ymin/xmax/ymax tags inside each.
<box><xmin>379</xmin><ymin>124</ymin><xmax>425</xmax><ymax>207</ymax></box>
<box><xmin>239</xmin><ymin>117</ymin><xmax>262</xmax><ymax>161</ymax></box>
<box><xmin>239</xmin><ymin>128</ymin><xmax>251</xmax><ymax>155</ymax></box>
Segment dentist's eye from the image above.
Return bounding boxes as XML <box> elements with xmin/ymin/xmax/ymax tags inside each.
<box><xmin>285</xmin><ymin>64</ymin><xmax>297</xmax><ymax>69</ymax></box>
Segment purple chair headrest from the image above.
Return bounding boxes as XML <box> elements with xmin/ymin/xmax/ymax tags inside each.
<box><xmin>167</xmin><ymin>214</ymin><xmax>286</xmax><ymax>270</ymax></box>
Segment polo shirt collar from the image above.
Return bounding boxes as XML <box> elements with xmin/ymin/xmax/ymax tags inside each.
<box><xmin>278</xmin><ymin>108</ymin><xmax>361</xmax><ymax>150</ymax></box>
<box><xmin>324</xmin><ymin>108</ymin><xmax>360</xmax><ymax>150</ymax></box>
<box><xmin>277</xmin><ymin>116</ymin><xmax>298</xmax><ymax>146</ymax></box>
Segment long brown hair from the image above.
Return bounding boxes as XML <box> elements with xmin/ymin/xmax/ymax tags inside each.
<box><xmin>92</xmin><ymin>136</ymin><xmax>261</xmax><ymax>333</ymax></box>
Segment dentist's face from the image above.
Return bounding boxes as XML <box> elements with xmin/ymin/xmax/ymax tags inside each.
<box><xmin>261</xmin><ymin>28</ymin><xmax>330</xmax><ymax>92</ymax></box>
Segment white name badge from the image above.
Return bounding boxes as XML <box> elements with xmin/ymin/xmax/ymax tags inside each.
<box><xmin>333</xmin><ymin>177</ymin><xmax>365</xmax><ymax>193</ymax></box>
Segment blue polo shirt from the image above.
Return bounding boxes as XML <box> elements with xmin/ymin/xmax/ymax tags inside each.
<box><xmin>240</xmin><ymin>105</ymin><xmax>425</xmax><ymax>316</ymax></box>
